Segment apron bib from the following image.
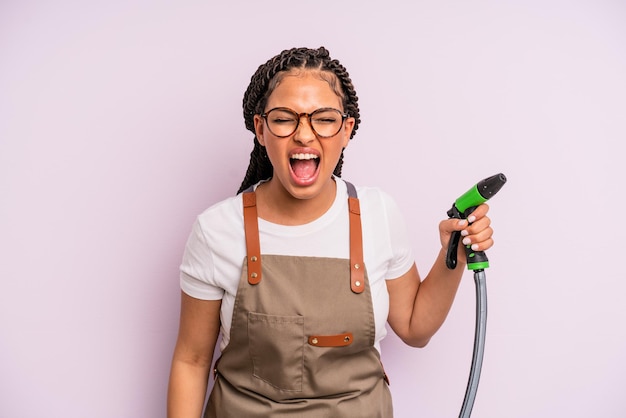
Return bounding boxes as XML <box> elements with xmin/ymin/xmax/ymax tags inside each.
<box><xmin>205</xmin><ymin>183</ymin><xmax>392</xmax><ymax>417</ymax></box>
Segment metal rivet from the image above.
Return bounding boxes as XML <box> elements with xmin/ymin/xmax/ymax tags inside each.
<box><xmin>250</xmin><ymin>272</ymin><xmax>257</xmax><ymax>279</ymax></box>
<box><xmin>355</xmin><ymin>281</ymin><xmax>361</xmax><ymax>287</ymax></box>
<box><xmin>344</xmin><ymin>336</ymin><xmax>350</xmax><ymax>342</ymax></box>
<box><xmin>354</xmin><ymin>263</ymin><xmax>360</xmax><ymax>269</ymax></box>
<box><xmin>311</xmin><ymin>338</ymin><xmax>318</xmax><ymax>345</ymax></box>
<box><xmin>251</xmin><ymin>256</ymin><xmax>257</xmax><ymax>262</ymax></box>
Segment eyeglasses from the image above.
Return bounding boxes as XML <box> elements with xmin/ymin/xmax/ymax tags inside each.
<box><xmin>261</xmin><ymin>107</ymin><xmax>349</xmax><ymax>138</ymax></box>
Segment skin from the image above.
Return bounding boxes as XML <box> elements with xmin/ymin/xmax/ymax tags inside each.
<box><xmin>167</xmin><ymin>68</ymin><xmax>494</xmax><ymax>417</ymax></box>
<box><xmin>252</xmin><ymin>70</ymin><xmax>356</xmax><ymax>225</ymax></box>
<box><xmin>386</xmin><ymin>206</ymin><xmax>493</xmax><ymax>347</ymax></box>
<box><xmin>168</xmin><ymin>294</ymin><xmax>220</xmax><ymax>418</ymax></box>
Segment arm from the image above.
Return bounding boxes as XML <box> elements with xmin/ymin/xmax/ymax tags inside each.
<box><xmin>167</xmin><ymin>291</ymin><xmax>222</xmax><ymax>418</ymax></box>
<box><xmin>386</xmin><ymin>204</ymin><xmax>493</xmax><ymax>347</ymax></box>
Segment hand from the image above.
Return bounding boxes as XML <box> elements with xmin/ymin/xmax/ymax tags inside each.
<box><xmin>438</xmin><ymin>203</ymin><xmax>494</xmax><ymax>261</ymax></box>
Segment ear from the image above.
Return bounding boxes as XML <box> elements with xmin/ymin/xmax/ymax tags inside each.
<box><xmin>341</xmin><ymin>117</ymin><xmax>355</xmax><ymax>148</ymax></box>
<box><xmin>254</xmin><ymin>114</ymin><xmax>266</xmax><ymax>146</ymax></box>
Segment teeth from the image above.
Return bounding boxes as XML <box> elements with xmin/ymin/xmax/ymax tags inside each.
<box><xmin>290</xmin><ymin>153</ymin><xmax>319</xmax><ymax>160</ymax></box>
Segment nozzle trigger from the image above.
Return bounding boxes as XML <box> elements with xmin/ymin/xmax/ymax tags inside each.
<box><xmin>446</xmin><ymin>230</ymin><xmax>461</xmax><ymax>269</ymax></box>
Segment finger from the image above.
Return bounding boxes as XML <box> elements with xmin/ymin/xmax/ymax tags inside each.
<box><xmin>467</xmin><ymin>237</ymin><xmax>494</xmax><ymax>252</ymax></box>
<box><xmin>463</xmin><ymin>215</ymin><xmax>491</xmax><ymax>235</ymax></box>
<box><xmin>466</xmin><ymin>203</ymin><xmax>490</xmax><ymax>222</ymax></box>
<box><xmin>452</xmin><ymin>218</ymin><xmax>470</xmax><ymax>232</ymax></box>
<box><xmin>461</xmin><ymin>227</ymin><xmax>494</xmax><ymax>250</ymax></box>
<box><xmin>439</xmin><ymin>218</ymin><xmax>467</xmax><ymax>234</ymax></box>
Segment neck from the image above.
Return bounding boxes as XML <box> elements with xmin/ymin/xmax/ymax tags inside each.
<box><xmin>255</xmin><ymin>178</ymin><xmax>337</xmax><ymax>225</ymax></box>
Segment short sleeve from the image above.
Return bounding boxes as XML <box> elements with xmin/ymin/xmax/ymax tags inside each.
<box><xmin>179</xmin><ymin>218</ymin><xmax>225</xmax><ymax>300</ymax></box>
<box><xmin>380</xmin><ymin>192</ymin><xmax>415</xmax><ymax>280</ymax></box>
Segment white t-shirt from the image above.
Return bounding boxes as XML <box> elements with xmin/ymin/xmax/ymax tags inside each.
<box><xmin>180</xmin><ymin>178</ymin><xmax>415</xmax><ymax>353</ymax></box>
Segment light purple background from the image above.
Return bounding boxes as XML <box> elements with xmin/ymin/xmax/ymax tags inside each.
<box><xmin>1</xmin><ymin>1</ymin><xmax>625</xmax><ymax>417</ymax></box>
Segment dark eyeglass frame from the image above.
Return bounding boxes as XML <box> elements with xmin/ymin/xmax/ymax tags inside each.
<box><xmin>261</xmin><ymin>107</ymin><xmax>349</xmax><ymax>138</ymax></box>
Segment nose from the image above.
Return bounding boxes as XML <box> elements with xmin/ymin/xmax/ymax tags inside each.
<box><xmin>293</xmin><ymin>115</ymin><xmax>315</xmax><ymax>143</ymax></box>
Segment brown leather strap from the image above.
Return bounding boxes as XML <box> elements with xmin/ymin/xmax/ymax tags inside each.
<box><xmin>308</xmin><ymin>332</ymin><xmax>354</xmax><ymax>347</ymax></box>
<box><xmin>242</xmin><ymin>192</ymin><xmax>261</xmax><ymax>285</ymax></box>
<box><xmin>243</xmin><ymin>187</ymin><xmax>363</xmax><ymax>292</ymax></box>
<box><xmin>348</xmin><ymin>196</ymin><xmax>364</xmax><ymax>294</ymax></box>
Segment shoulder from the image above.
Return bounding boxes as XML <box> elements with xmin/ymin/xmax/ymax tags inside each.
<box><xmin>341</xmin><ymin>180</ymin><xmax>408</xmax><ymax>233</ymax></box>
<box><xmin>195</xmin><ymin>193</ymin><xmax>244</xmax><ymax>236</ymax></box>
<box><xmin>342</xmin><ymin>180</ymin><xmax>402</xmax><ymax>216</ymax></box>
<box><xmin>355</xmin><ymin>185</ymin><xmax>395</xmax><ymax>203</ymax></box>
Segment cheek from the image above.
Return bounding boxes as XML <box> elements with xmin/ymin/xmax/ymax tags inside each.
<box><xmin>262</xmin><ymin>141</ymin><xmax>283</xmax><ymax>167</ymax></box>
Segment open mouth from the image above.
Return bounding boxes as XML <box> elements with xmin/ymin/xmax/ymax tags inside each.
<box><xmin>289</xmin><ymin>153</ymin><xmax>320</xmax><ymax>181</ymax></box>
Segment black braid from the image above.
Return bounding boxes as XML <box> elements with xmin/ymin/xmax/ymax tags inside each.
<box><xmin>237</xmin><ymin>46</ymin><xmax>361</xmax><ymax>194</ymax></box>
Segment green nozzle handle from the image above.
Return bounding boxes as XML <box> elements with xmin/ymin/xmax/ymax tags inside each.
<box><xmin>445</xmin><ymin>173</ymin><xmax>507</xmax><ymax>271</ymax></box>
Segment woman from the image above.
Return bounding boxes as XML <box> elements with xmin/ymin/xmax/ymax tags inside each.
<box><xmin>167</xmin><ymin>46</ymin><xmax>493</xmax><ymax>417</ymax></box>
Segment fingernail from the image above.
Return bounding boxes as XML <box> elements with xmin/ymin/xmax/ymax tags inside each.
<box><xmin>468</xmin><ymin>215</ymin><xmax>476</xmax><ymax>223</ymax></box>
<box><xmin>461</xmin><ymin>230</ymin><xmax>469</xmax><ymax>237</ymax></box>
<box><xmin>457</xmin><ymin>219</ymin><xmax>467</xmax><ymax>226</ymax></box>
<box><xmin>471</xmin><ymin>244</ymin><xmax>479</xmax><ymax>251</ymax></box>
<box><xmin>462</xmin><ymin>237</ymin><xmax>471</xmax><ymax>246</ymax></box>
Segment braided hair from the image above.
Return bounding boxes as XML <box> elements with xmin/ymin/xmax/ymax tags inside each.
<box><xmin>237</xmin><ymin>46</ymin><xmax>361</xmax><ymax>194</ymax></box>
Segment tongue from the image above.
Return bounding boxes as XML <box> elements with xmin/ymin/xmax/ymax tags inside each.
<box><xmin>291</xmin><ymin>159</ymin><xmax>317</xmax><ymax>179</ymax></box>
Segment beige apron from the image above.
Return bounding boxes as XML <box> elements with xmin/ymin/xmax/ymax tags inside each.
<box><xmin>205</xmin><ymin>182</ymin><xmax>393</xmax><ymax>417</ymax></box>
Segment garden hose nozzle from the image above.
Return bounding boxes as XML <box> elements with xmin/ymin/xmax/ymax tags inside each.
<box><xmin>445</xmin><ymin>173</ymin><xmax>507</xmax><ymax>271</ymax></box>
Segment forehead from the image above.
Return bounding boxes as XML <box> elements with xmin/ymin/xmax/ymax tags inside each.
<box><xmin>266</xmin><ymin>70</ymin><xmax>343</xmax><ymax>110</ymax></box>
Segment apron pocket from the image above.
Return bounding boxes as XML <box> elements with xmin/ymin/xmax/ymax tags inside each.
<box><xmin>248</xmin><ymin>312</ymin><xmax>304</xmax><ymax>392</ymax></box>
